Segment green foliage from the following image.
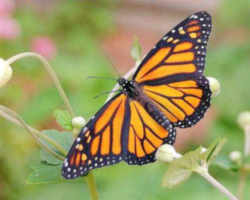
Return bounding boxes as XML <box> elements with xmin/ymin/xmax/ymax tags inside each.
<box><xmin>27</xmin><ymin>129</ymin><xmax>74</xmax><ymax>184</ymax></box>
<box><xmin>41</xmin><ymin>130</ymin><xmax>73</xmax><ymax>153</ymax></box>
<box><xmin>40</xmin><ymin>150</ymin><xmax>61</xmax><ymax>166</ymax></box>
<box><xmin>163</xmin><ymin>139</ymin><xmax>226</xmax><ymax>188</ymax></box>
<box><xmin>26</xmin><ymin>163</ymin><xmax>63</xmax><ymax>184</ymax></box>
<box><xmin>202</xmin><ymin>138</ymin><xmax>226</xmax><ymax>165</ymax></box>
<box><xmin>213</xmin><ymin>156</ymin><xmax>240</xmax><ymax>172</ymax></box>
<box><xmin>54</xmin><ymin>109</ymin><xmax>73</xmax><ymax>130</ymax></box>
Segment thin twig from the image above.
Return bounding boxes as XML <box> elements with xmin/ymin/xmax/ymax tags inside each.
<box><xmin>196</xmin><ymin>168</ymin><xmax>238</xmax><ymax>200</ymax></box>
<box><xmin>6</xmin><ymin>52</ymin><xmax>75</xmax><ymax>117</ymax></box>
<box><xmin>244</xmin><ymin>126</ymin><xmax>250</xmax><ymax>156</ymax></box>
<box><xmin>237</xmin><ymin>169</ymin><xmax>246</xmax><ymax>200</ymax></box>
<box><xmin>86</xmin><ymin>172</ymin><xmax>99</xmax><ymax>200</ymax></box>
<box><xmin>0</xmin><ymin>105</ymin><xmax>65</xmax><ymax>160</ymax></box>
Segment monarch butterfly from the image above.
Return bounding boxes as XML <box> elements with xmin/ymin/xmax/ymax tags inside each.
<box><xmin>62</xmin><ymin>11</ymin><xmax>212</xmax><ymax>179</ymax></box>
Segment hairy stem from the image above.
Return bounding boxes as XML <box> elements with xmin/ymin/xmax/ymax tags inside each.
<box><xmin>0</xmin><ymin>105</ymin><xmax>65</xmax><ymax>160</ymax></box>
<box><xmin>244</xmin><ymin>126</ymin><xmax>250</xmax><ymax>156</ymax></box>
<box><xmin>6</xmin><ymin>52</ymin><xmax>99</xmax><ymax>200</ymax></box>
<box><xmin>6</xmin><ymin>52</ymin><xmax>75</xmax><ymax>117</ymax></box>
<box><xmin>237</xmin><ymin>169</ymin><xmax>246</xmax><ymax>200</ymax></box>
<box><xmin>196</xmin><ymin>167</ymin><xmax>238</xmax><ymax>200</ymax></box>
<box><xmin>86</xmin><ymin>172</ymin><xmax>99</xmax><ymax>200</ymax></box>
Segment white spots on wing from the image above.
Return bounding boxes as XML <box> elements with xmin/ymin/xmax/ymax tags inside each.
<box><xmin>163</xmin><ymin>36</ymin><xmax>168</xmax><ymax>40</ymax></box>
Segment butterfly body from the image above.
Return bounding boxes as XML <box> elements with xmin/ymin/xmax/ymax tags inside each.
<box><xmin>118</xmin><ymin>77</ymin><xmax>175</xmax><ymax>136</ymax></box>
<box><xmin>62</xmin><ymin>11</ymin><xmax>212</xmax><ymax>179</ymax></box>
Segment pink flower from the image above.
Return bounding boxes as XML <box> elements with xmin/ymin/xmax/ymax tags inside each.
<box><xmin>0</xmin><ymin>17</ymin><xmax>20</xmax><ymax>39</ymax></box>
<box><xmin>0</xmin><ymin>0</ymin><xmax>15</xmax><ymax>17</ymax></box>
<box><xmin>31</xmin><ymin>37</ymin><xmax>57</xmax><ymax>59</ymax></box>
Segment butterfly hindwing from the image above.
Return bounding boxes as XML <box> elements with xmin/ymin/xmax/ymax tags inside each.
<box><xmin>133</xmin><ymin>11</ymin><xmax>212</xmax><ymax>128</ymax></box>
<box><xmin>62</xmin><ymin>93</ymin><xmax>127</xmax><ymax>179</ymax></box>
<box><xmin>123</xmin><ymin>99</ymin><xmax>176</xmax><ymax>165</ymax></box>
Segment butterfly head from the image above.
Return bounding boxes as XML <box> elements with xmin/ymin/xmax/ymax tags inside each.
<box><xmin>118</xmin><ymin>78</ymin><xmax>138</xmax><ymax>97</ymax></box>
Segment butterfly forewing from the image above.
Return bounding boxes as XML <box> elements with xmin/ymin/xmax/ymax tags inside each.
<box><xmin>62</xmin><ymin>93</ymin><xmax>127</xmax><ymax>179</ymax></box>
<box><xmin>133</xmin><ymin>11</ymin><xmax>212</xmax><ymax>128</ymax></box>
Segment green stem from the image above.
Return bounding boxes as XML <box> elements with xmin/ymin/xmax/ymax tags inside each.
<box><xmin>72</xmin><ymin>127</ymin><xmax>80</xmax><ymax>139</ymax></box>
<box><xmin>71</xmin><ymin>120</ymin><xmax>99</xmax><ymax>199</ymax></box>
<box><xmin>237</xmin><ymin>169</ymin><xmax>246</xmax><ymax>200</ymax></box>
<box><xmin>196</xmin><ymin>167</ymin><xmax>238</xmax><ymax>200</ymax></box>
<box><xmin>0</xmin><ymin>105</ymin><xmax>65</xmax><ymax>160</ymax></box>
<box><xmin>6</xmin><ymin>52</ymin><xmax>99</xmax><ymax>199</ymax></box>
<box><xmin>86</xmin><ymin>172</ymin><xmax>99</xmax><ymax>200</ymax></box>
<box><xmin>244</xmin><ymin>126</ymin><xmax>250</xmax><ymax>156</ymax></box>
<box><xmin>6</xmin><ymin>52</ymin><xmax>75</xmax><ymax>117</ymax></box>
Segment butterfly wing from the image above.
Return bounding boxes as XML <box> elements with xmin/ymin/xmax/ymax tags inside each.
<box><xmin>62</xmin><ymin>93</ymin><xmax>128</xmax><ymax>179</ymax></box>
<box><xmin>123</xmin><ymin>99</ymin><xmax>176</xmax><ymax>165</ymax></box>
<box><xmin>62</xmin><ymin>93</ymin><xmax>176</xmax><ymax>179</ymax></box>
<box><xmin>133</xmin><ymin>11</ymin><xmax>212</xmax><ymax>128</ymax></box>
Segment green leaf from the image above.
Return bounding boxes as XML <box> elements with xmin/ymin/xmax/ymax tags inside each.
<box><xmin>130</xmin><ymin>37</ymin><xmax>142</xmax><ymax>62</ymax></box>
<box><xmin>243</xmin><ymin>155</ymin><xmax>250</xmax><ymax>164</ymax></box>
<box><xmin>26</xmin><ymin>163</ymin><xmax>63</xmax><ymax>184</ymax></box>
<box><xmin>202</xmin><ymin>138</ymin><xmax>226</xmax><ymax>164</ymax></box>
<box><xmin>162</xmin><ymin>147</ymin><xmax>203</xmax><ymax>188</ymax></box>
<box><xmin>213</xmin><ymin>155</ymin><xmax>240</xmax><ymax>172</ymax></box>
<box><xmin>54</xmin><ymin>109</ymin><xmax>73</xmax><ymax>130</ymax></box>
<box><xmin>40</xmin><ymin>149</ymin><xmax>61</xmax><ymax>165</ymax></box>
<box><xmin>42</xmin><ymin>129</ymin><xmax>74</xmax><ymax>152</ymax></box>
<box><xmin>162</xmin><ymin>162</ymin><xmax>192</xmax><ymax>188</ymax></box>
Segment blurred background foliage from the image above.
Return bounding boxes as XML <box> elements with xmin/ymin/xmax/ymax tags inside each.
<box><xmin>0</xmin><ymin>0</ymin><xmax>250</xmax><ymax>199</ymax></box>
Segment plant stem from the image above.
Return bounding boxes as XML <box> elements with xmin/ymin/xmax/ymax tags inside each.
<box><xmin>0</xmin><ymin>105</ymin><xmax>65</xmax><ymax>160</ymax></box>
<box><xmin>6</xmin><ymin>52</ymin><xmax>75</xmax><ymax>117</ymax></box>
<box><xmin>237</xmin><ymin>169</ymin><xmax>246</xmax><ymax>200</ymax></box>
<box><xmin>6</xmin><ymin>52</ymin><xmax>99</xmax><ymax>199</ymax></box>
<box><xmin>197</xmin><ymin>168</ymin><xmax>238</xmax><ymax>200</ymax></box>
<box><xmin>86</xmin><ymin>172</ymin><xmax>99</xmax><ymax>200</ymax></box>
<box><xmin>244</xmin><ymin>126</ymin><xmax>250</xmax><ymax>156</ymax></box>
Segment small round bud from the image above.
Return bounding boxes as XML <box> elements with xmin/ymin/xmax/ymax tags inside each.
<box><xmin>229</xmin><ymin>151</ymin><xmax>242</xmax><ymax>163</ymax></box>
<box><xmin>0</xmin><ymin>58</ymin><xmax>12</xmax><ymax>87</ymax></box>
<box><xmin>238</xmin><ymin>112</ymin><xmax>250</xmax><ymax>129</ymax></box>
<box><xmin>72</xmin><ymin>116</ymin><xmax>86</xmax><ymax>129</ymax></box>
<box><xmin>200</xmin><ymin>147</ymin><xmax>207</xmax><ymax>153</ymax></box>
<box><xmin>155</xmin><ymin>144</ymin><xmax>182</xmax><ymax>163</ymax></box>
<box><xmin>207</xmin><ymin>77</ymin><xmax>220</xmax><ymax>97</ymax></box>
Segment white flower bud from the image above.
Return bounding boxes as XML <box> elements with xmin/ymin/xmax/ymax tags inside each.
<box><xmin>238</xmin><ymin>112</ymin><xmax>250</xmax><ymax>129</ymax></box>
<box><xmin>229</xmin><ymin>151</ymin><xmax>242</xmax><ymax>163</ymax></box>
<box><xmin>155</xmin><ymin>144</ymin><xmax>182</xmax><ymax>163</ymax></box>
<box><xmin>200</xmin><ymin>147</ymin><xmax>207</xmax><ymax>153</ymax></box>
<box><xmin>207</xmin><ymin>77</ymin><xmax>220</xmax><ymax>97</ymax></box>
<box><xmin>0</xmin><ymin>58</ymin><xmax>13</xmax><ymax>87</ymax></box>
<box><xmin>72</xmin><ymin>116</ymin><xmax>86</xmax><ymax>129</ymax></box>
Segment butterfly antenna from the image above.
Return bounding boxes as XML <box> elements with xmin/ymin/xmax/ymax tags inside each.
<box><xmin>87</xmin><ymin>76</ymin><xmax>117</xmax><ymax>81</ymax></box>
<box><xmin>102</xmin><ymin>49</ymin><xmax>122</xmax><ymax>77</ymax></box>
<box><xmin>93</xmin><ymin>89</ymin><xmax>120</xmax><ymax>99</ymax></box>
